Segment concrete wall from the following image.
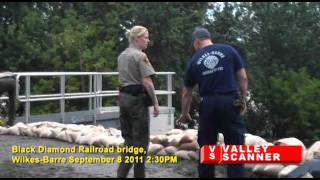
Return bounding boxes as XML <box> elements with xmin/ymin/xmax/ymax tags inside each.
<box><xmin>15</xmin><ymin>106</ymin><xmax>175</xmax><ymax>135</ymax></box>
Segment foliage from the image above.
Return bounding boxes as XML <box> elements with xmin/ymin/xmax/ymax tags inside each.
<box><xmin>1</xmin><ymin>2</ymin><xmax>320</xmax><ymax>142</ymax></box>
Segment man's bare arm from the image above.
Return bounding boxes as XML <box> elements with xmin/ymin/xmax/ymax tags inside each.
<box><xmin>176</xmin><ymin>86</ymin><xmax>193</xmax><ymax>124</ymax></box>
<box><xmin>237</xmin><ymin>68</ymin><xmax>248</xmax><ymax>99</ymax></box>
<box><xmin>181</xmin><ymin>86</ymin><xmax>193</xmax><ymax>115</ymax></box>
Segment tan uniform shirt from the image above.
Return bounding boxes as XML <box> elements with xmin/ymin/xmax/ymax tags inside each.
<box><xmin>118</xmin><ymin>46</ymin><xmax>156</xmax><ymax>88</ymax></box>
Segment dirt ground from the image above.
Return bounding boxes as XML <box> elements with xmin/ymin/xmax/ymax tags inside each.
<box><xmin>0</xmin><ymin>135</ymin><xmax>260</xmax><ymax>178</ymax></box>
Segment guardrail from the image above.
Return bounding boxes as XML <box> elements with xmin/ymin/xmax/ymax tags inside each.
<box><xmin>0</xmin><ymin>72</ymin><xmax>175</xmax><ymax>125</ymax></box>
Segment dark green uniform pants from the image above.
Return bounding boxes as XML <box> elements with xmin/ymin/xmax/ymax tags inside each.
<box><xmin>117</xmin><ymin>92</ymin><xmax>150</xmax><ymax>178</ymax></box>
<box><xmin>0</xmin><ymin>77</ymin><xmax>16</xmax><ymax>126</ymax></box>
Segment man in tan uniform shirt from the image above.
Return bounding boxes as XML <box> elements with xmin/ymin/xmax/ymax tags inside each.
<box><xmin>117</xmin><ymin>26</ymin><xmax>159</xmax><ymax>178</ymax></box>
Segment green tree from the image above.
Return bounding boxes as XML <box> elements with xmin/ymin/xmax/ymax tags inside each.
<box><xmin>269</xmin><ymin>69</ymin><xmax>320</xmax><ymax>145</ymax></box>
<box><xmin>239</xmin><ymin>2</ymin><xmax>320</xmax><ymax>141</ymax></box>
<box><xmin>2</xmin><ymin>2</ymin><xmax>320</xmax><ymax>144</ymax></box>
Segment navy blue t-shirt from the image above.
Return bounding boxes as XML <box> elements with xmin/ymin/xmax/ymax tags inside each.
<box><xmin>184</xmin><ymin>44</ymin><xmax>245</xmax><ymax>96</ymax></box>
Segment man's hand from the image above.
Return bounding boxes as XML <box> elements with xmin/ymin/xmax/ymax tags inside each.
<box><xmin>153</xmin><ymin>104</ymin><xmax>160</xmax><ymax>117</ymax></box>
<box><xmin>176</xmin><ymin>113</ymin><xmax>192</xmax><ymax>125</ymax></box>
<box><xmin>233</xmin><ymin>99</ymin><xmax>247</xmax><ymax>115</ymax></box>
<box><xmin>240</xmin><ymin>100</ymin><xmax>247</xmax><ymax>115</ymax></box>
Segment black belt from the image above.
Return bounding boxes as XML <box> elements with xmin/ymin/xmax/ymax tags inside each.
<box><xmin>120</xmin><ymin>85</ymin><xmax>144</xmax><ymax>96</ymax></box>
<box><xmin>201</xmin><ymin>91</ymin><xmax>239</xmax><ymax>97</ymax></box>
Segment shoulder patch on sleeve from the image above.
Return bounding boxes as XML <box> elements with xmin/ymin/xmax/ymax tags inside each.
<box><xmin>143</xmin><ymin>56</ymin><xmax>151</xmax><ymax>66</ymax></box>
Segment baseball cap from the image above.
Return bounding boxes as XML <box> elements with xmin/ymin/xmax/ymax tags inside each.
<box><xmin>191</xmin><ymin>27</ymin><xmax>211</xmax><ymax>44</ymax></box>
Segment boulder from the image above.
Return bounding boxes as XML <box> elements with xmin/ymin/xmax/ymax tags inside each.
<box><xmin>156</xmin><ymin>149</ymin><xmax>167</xmax><ymax>156</ymax></box>
<box><xmin>179</xmin><ymin>134</ymin><xmax>194</xmax><ymax>145</ymax></box>
<box><xmin>245</xmin><ymin>134</ymin><xmax>268</xmax><ymax>145</ymax></box>
<box><xmin>188</xmin><ymin>151</ymin><xmax>199</xmax><ymax>160</ymax></box>
<box><xmin>245</xmin><ymin>164</ymin><xmax>256</xmax><ymax>171</ymax></box>
<box><xmin>56</xmin><ymin>130</ymin><xmax>72</xmax><ymax>142</ymax></box>
<box><xmin>163</xmin><ymin>146</ymin><xmax>178</xmax><ymax>155</ymax></box>
<box><xmin>166</xmin><ymin>134</ymin><xmax>183</xmax><ymax>147</ymax></box>
<box><xmin>306</xmin><ymin>141</ymin><xmax>320</xmax><ymax>161</ymax></box>
<box><xmin>178</xmin><ymin>141</ymin><xmax>199</xmax><ymax>151</ymax></box>
<box><xmin>217</xmin><ymin>133</ymin><xmax>224</xmax><ymax>145</ymax></box>
<box><xmin>166</xmin><ymin>129</ymin><xmax>184</xmax><ymax>136</ymax></box>
<box><xmin>38</xmin><ymin>127</ymin><xmax>54</xmax><ymax>138</ymax></box>
<box><xmin>0</xmin><ymin>126</ymin><xmax>8</xmax><ymax>135</ymax></box>
<box><xmin>184</xmin><ymin>129</ymin><xmax>198</xmax><ymax>140</ymax></box>
<box><xmin>278</xmin><ymin>165</ymin><xmax>298</xmax><ymax>178</ymax></box>
<box><xmin>175</xmin><ymin>150</ymin><xmax>191</xmax><ymax>160</ymax></box>
<box><xmin>252</xmin><ymin>164</ymin><xmax>269</xmax><ymax>174</ymax></box>
<box><xmin>263</xmin><ymin>164</ymin><xmax>285</xmax><ymax>176</ymax></box>
<box><xmin>151</xmin><ymin>134</ymin><xmax>167</xmax><ymax>145</ymax></box>
<box><xmin>7</xmin><ymin>126</ymin><xmax>20</xmax><ymax>136</ymax></box>
<box><xmin>273</xmin><ymin>137</ymin><xmax>306</xmax><ymax>150</ymax></box>
<box><xmin>148</xmin><ymin>143</ymin><xmax>164</xmax><ymax>155</ymax></box>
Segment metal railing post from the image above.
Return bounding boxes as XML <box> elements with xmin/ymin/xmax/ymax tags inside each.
<box><xmin>15</xmin><ymin>75</ymin><xmax>20</xmax><ymax>102</ymax></box>
<box><xmin>60</xmin><ymin>75</ymin><xmax>65</xmax><ymax>123</ymax></box>
<box><xmin>167</xmin><ymin>74</ymin><xmax>173</xmax><ymax>125</ymax></box>
<box><xmin>93</xmin><ymin>74</ymin><xmax>97</xmax><ymax>125</ymax></box>
<box><xmin>25</xmin><ymin>76</ymin><xmax>30</xmax><ymax>123</ymax></box>
<box><xmin>98</xmin><ymin>74</ymin><xmax>102</xmax><ymax>108</ymax></box>
<box><xmin>89</xmin><ymin>75</ymin><xmax>92</xmax><ymax>110</ymax></box>
<box><xmin>13</xmin><ymin>72</ymin><xmax>175</xmax><ymax>126</ymax></box>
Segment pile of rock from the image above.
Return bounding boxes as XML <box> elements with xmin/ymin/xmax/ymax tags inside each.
<box><xmin>1</xmin><ymin>123</ymin><xmax>319</xmax><ymax>178</ymax></box>
<box><xmin>148</xmin><ymin>129</ymin><xmax>227</xmax><ymax>160</ymax></box>
<box><xmin>242</xmin><ymin>134</ymin><xmax>319</xmax><ymax>178</ymax></box>
<box><xmin>0</xmin><ymin>122</ymin><xmax>124</xmax><ymax>147</ymax></box>
<box><xmin>148</xmin><ymin>131</ymin><xmax>319</xmax><ymax>178</ymax></box>
<box><xmin>148</xmin><ymin>129</ymin><xmax>201</xmax><ymax>161</ymax></box>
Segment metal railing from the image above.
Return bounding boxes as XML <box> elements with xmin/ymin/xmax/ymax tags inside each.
<box><xmin>0</xmin><ymin>72</ymin><xmax>175</xmax><ymax>125</ymax></box>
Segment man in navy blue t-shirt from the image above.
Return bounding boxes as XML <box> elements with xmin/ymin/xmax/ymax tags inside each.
<box><xmin>176</xmin><ymin>27</ymin><xmax>249</xmax><ymax>178</ymax></box>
